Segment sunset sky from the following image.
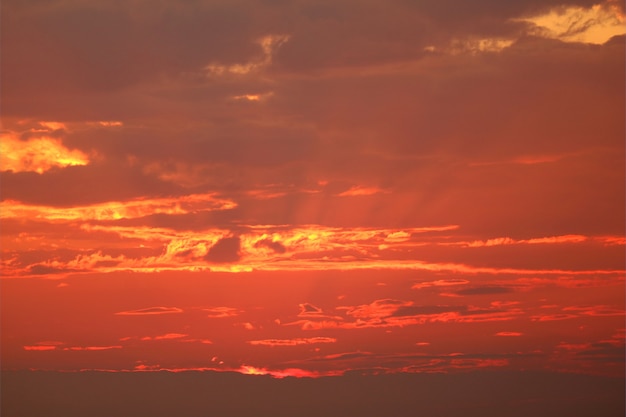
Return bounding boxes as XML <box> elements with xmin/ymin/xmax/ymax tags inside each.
<box><xmin>1</xmin><ymin>0</ymin><xmax>625</xmax><ymax>413</ymax></box>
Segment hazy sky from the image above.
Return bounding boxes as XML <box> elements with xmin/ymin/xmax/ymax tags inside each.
<box><xmin>1</xmin><ymin>0</ymin><xmax>624</xmax><ymax>382</ymax></box>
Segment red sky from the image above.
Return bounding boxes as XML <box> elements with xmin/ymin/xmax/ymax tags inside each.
<box><xmin>1</xmin><ymin>0</ymin><xmax>624</xmax><ymax>384</ymax></box>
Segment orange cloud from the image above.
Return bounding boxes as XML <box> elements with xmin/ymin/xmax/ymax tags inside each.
<box><xmin>562</xmin><ymin>305</ymin><xmax>626</xmax><ymax>317</ymax></box>
<box><xmin>203</xmin><ymin>307</ymin><xmax>241</xmax><ymax>318</ymax></box>
<box><xmin>140</xmin><ymin>333</ymin><xmax>188</xmax><ymax>341</ymax></box>
<box><xmin>531</xmin><ymin>314</ymin><xmax>579</xmax><ymax>322</ymax></box>
<box><xmin>337</xmin><ymin>186</ymin><xmax>389</xmax><ymax>197</ymax></box>
<box><xmin>0</xmin><ymin>133</ymin><xmax>89</xmax><ymax>173</ymax></box>
<box><xmin>23</xmin><ymin>345</ymin><xmax>57</xmax><ymax>351</ymax></box>
<box><xmin>495</xmin><ymin>332</ymin><xmax>523</xmax><ymax>337</ymax></box>
<box><xmin>412</xmin><ymin>279</ymin><xmax>470</xmax><ymax>290</ymax></box>
<box><xmin>517</xmin><ymin>2</ymin><xmax>626</xmax><ymax>44</ymax></box>
<box><xmin>115</xmin><ymin>307</ymin><xmax>183</xmax><ymax>316</ymax></box>
<box><xmin>5</xmin><ymin>220</ymin><xmax>624</xmax><ymax>278</ymax></box>
<box><xmin>247</xmin><ymin>337</ymin><xmax>337</xmax><ymax>347</ymax></box>
<box><xmin>446</xmin><ymin>234</ymin><xmax>589</xmax><ymax>248</ymax></box>
<box><xmin>286</xmin><ymin>299</ymin><xmax>523</xmax><ymax>331</ymax></box>
<box><xmin>0</xmin><ymin>193</ymin><xmax>236</xmax><ymax>221</ymax></box>
<box><xmin>236</xmin><ymin>365</ymin><xmax>339</xmax><ymax>378</ymax></box>
<box><xmin>63</xmin><ymin>345</ymin><xmax>122</xmax><ymax>351</ymax></box>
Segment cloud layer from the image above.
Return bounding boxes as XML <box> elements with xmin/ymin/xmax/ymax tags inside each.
<box><xmin>1</xmin><ymin>0</ymin><xmax>623</xmax><ymax>379</ymax></box>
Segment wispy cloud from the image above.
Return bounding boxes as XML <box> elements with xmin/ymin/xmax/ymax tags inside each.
<box><xmin>337</xmin><ymin>186</ymin><xmax>389</xmax><ymax>197</ymax></box>
<box><xmin>247</xmin><ymin>337</ymin><xmax>337</xmax><ymax>347</ymax></box>
<box><xmin>495</xmin><ymin>332</ymin><xmax>523</xmax><ymax>337</ymax></box>
<box><xmin>115</xmin><ymin>307</ymin><xmax>183</xmax><ymax>316</ymax></box>
<box><xmin>203</xmin><ymin>307</ymin><xmax>242</xmax><ymax>318</ymax></box>
<box><xmin>1</xmin><ymin>193</ymin><xmax>236</xmax><ymax>221</ymax></box>
<box><xmin>140</xmin><ymin>333</ymin><xmax>188</xmax><ymax>341</ymax></box>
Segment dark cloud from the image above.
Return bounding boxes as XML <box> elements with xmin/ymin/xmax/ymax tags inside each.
<box><xmin>204</xmin><ymin>236</ymin><xmax>241</xmax><ymax>263</ymax></box>
<box><xmin>391</xmin><ymin>305</ymin><xmax>466</xmax><ymax>317</ymax></box>
<box><xmin>576</xmin><ymin>343</ymin><xmax>626</xmax><ymax>361</ymax></box>
<box><xmin>254</xmin><ymin>239</ymin><xmax>287</xmax><ymax>254</ymax></box>
<box><xmin>27</xmin><ymin>264</ymin><xmax>79</xmax><ymax>276</ymax></box>
<box><xmin>3</xmin><ymin>1</ymin><xmax>622</xmax><ymax>238</ymax></box>
<box><xmin>299</xmin><ymin>303</ymin><xmax>322</xmax><ymax>315</ymax></box>
<box><xmin>456</xmin><ymin>286</ymin><xmax>515</xmax><ymax>295</ymax></box>
<box><xmin>1</xmin><ymin>0</ymin><xmax>260</xmax><ymax>96</ymax></box>
<box><xmin>0</xmin><ymin>162</ymin><xmax>182</xmax><ymax>206</ymax></box>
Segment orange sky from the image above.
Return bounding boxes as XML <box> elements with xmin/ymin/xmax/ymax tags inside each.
<box><xmin>1</xmin><ymin>0</ymin><xmax>624</xmax><ymax>384</ymax></box>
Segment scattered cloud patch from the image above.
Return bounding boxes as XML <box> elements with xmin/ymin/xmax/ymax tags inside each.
<box><xmin>495</xmin><ymin>332</ymin><xmax>523</xmax><ymax>337</ymax></box>
<box><xmin>203</xmin><ymin>307</ymin><xmax>241</xmax><ymax>318</ymax></box>
<box><xmin>63</xmin><ymin>345</ymin><xmax>122</xmax><ymax>351</ymax></box>
<box><xmin>115</xmin><ymin>307</ymin><xmax>183</xmax><ymax>316</ymax></box>
<box><xmin>338</xmin><ymin>186</ymin><xmax>388</xmax><ymax>197</ymax></box>
<box><xmin>247</xmin><ymin>337</ymin><xmax>337</xmax><ymax>347</ymax></box>
<box><xmin>140</xmin><ymin>333</ymin><xmax>188</xmax><ymax>341</ymax></box>
<box><xmin>206</xmin><ymin>34</ymin><xmax>289</xmax><ymax>76</ymax></box>
<box><xmin>23</xmin><ymin>345</ymin><xmax>57</xmax><ymax>351</ymax></box>
<box><xmin>412</xmin><ymin>279</ymin><xmax>470</xmax><ymax>290</ymax></box>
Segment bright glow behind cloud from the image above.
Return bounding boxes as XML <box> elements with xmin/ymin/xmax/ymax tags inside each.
<box><xmin>0</xmin><ymin>133</ymin><xmax>89</xmax><ymax>173</ymax></box>
<box><xmin>518</xmin><ymin>3</ymin><xmax>625</xmax><ymax>44</ymax></box>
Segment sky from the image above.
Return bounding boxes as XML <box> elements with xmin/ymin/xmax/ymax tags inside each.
<box><xmin>1</xmin><ymin>0</ymin><xmax>625</xmax><ymax>399</ymax></box>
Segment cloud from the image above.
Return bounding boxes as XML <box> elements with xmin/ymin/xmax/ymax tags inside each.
<box><xmin>339</xmin><ymin>299</ymin><xmax>413</xmax><ymax>319</ymax></box>
<box><xmin>561</xmin><ymin>305</ymin><xmax>625</xmax><ymax>317</ymax></box>
<box><xmin>298</xmin><ymin>303</ymin><xmax>323</xmax><ymax>316</ymax></box>
<box><xmin>203</xmin><ymin>307</ymin><xmax>241</xmax><ymax>318</ymax></box>
<box><xmin>27</xmin><ymin>264</ymin><xmax>80</xmax><ymax>276</ymax></box>
<box><xmin>6</xmin><ymin>221</ymin><xmax>624</xmax><ymax>277</ymax></box>
<box><xmin>0</xmin><ymin>193</ymin><xmax>236</xmax><ymax>221</ymax></box>
<box><xmin>299</xmin><ymin>350</ymin><xmax>518</xmax><ymax>374</ymax></box>
<box><xmin>447</xmin><ymin>234</ymin><xmax>589</xmax><ymax>248</ymax></box>
<box><xmin>0</xmin><ymin>162</ymin><xmax>184</xmax><ymax>207</ymax></box>
<box><xmin>495</xmin><ymin>332</ymin><xmax>523</xmax><ymax>337</ymax></box>
<box><xmin>287</xmin><ymin>298</ymin><xmax>523</xmax><ymax>330</ymax></box>
<box><xmin>337</xmin><ymin>186</ymin><xmax>388</xmax><ymax>197</ymax></box>
<box><xmin>206</xmin><ymin>34</ymin><xmax>289</xmax><ymax>76</ymax></box>
<box><xmin>236</xmin><ymin>365</ymin><xmax>340</xmax><ymax>378</ymax></box>
<box><xmin>0</xmin><ymin>0</ymin><xmax>623</xmax><ymax>384</ymax></box>
<box><xmin>247</xmin><ymin>337</ymin><xmax>337</xmax><ymax>347</ymax></box>
<box><xmin>455</xmin><ymin>286</ymin><xmax>516</xmax><ymax>296</ymax></box>
<box><xmin>412</xmin><ymin>279</ymin><xmax>470</xmax><ymax>290</ymax></box>
<box><xmin>23</xmin><ymin>345</ymin><xmax>57</xmax><ymax>351</ymax></box>
<box><xmin>516</xmin><ymin>3</ymin><xmax>625</xmax><ymax>44</ymax></box>
<box><xmin>24</xmin><ymin>342</ymin><xmax>123</xmax><ymax>351</ymax></box>
<box><xmin>254</xmin><ymin>238</ymin><xmax>287</xmax><ymax>254</ymax></box>
<box><xmin>140</xmin><ymin>333</ymin><xmax>188</xmax><ymax>341</ymax></box>
<box><xmin>204</xmin><ymin>236</ymin><xmax>241</xmax><ymax>263</ymax></box>
<box><xmin>0</xmin><ymin>132</ymin><xmax>89</xmax><ymax>173</ymax></box>
<box><xmin>115</xmin><ymin>307</ymin><xmax>183</xmax><ymax>316</ymax></box>
<box><xmin>551</xmin><ymin>332</ymin><xmax>626</xmax><ymax>375</ymax></box>
<box><xmin>531</xmin><ymin>314</ymin><xmax>579</xmax><ymax>322</ymax></box>
<box><xmin>63</xmin><ymin>345</ymin><xmax>122</xmax><ymax>351</ymax></box>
